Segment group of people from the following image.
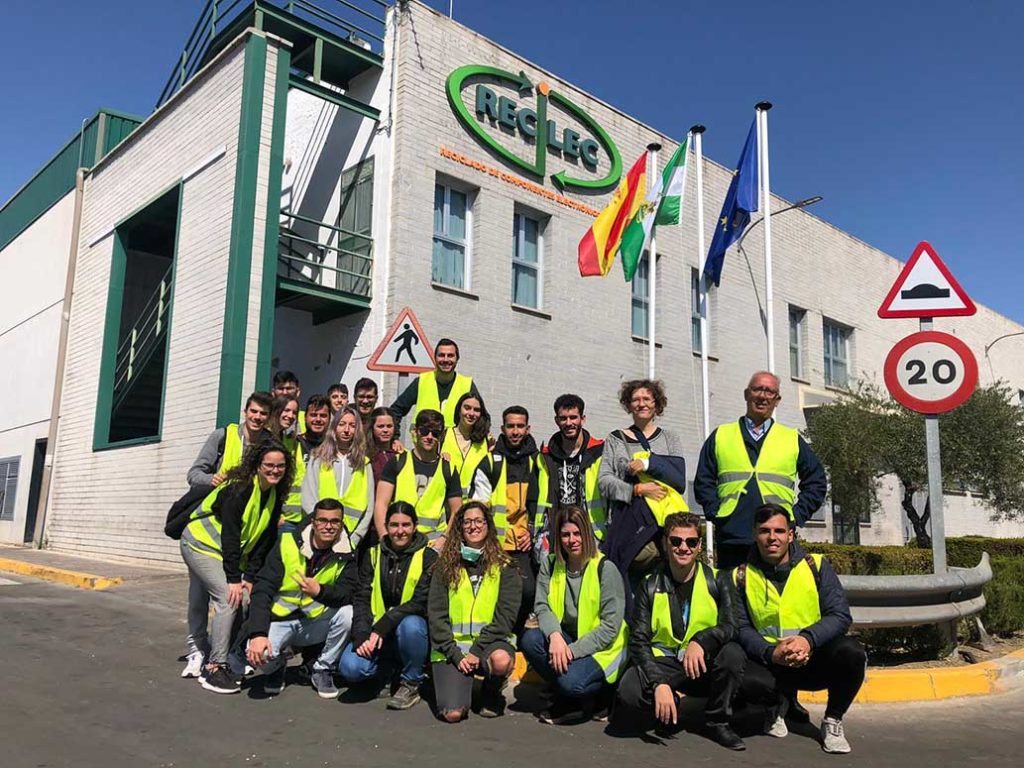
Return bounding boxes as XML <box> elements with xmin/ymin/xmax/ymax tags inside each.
<box><xmin>172</xmin><ymin>337</ymin><xmax>865</xmax><ymax>754</ymax></box>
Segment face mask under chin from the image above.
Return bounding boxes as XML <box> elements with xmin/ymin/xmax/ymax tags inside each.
<box><xmin>460</xmin><ymin>544</ymin><xmax>483</xmax><ymax>563</ymax></box>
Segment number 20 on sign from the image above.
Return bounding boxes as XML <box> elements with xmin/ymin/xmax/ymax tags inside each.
<box><xmin>883</xmin><ymin>331</ymin><xmax>978</xmax><ymax>415</ymax></box>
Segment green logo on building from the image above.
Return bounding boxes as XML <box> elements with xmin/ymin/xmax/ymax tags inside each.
<box><xmin>446</xmin><ymin>65</ymin><xmax>622</xmax><ymax>191</ymax></box>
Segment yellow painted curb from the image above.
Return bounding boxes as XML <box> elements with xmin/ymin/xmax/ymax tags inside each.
<box><xmin>0</xmin><ymin>557</ymin><xmax>123</xmax><ymax>591</ymax></box>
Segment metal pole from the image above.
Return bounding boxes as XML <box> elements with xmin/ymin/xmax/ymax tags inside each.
<box><xmin>646</xmin><ymin>143</ymin><xmax>661</xmax><ymax>379</ymax></box>
<box><xmin>692</xmin><ymin>125</ymin><xmax>714</xmax><ymax>561</ymax></box>
<box><xmin>920</xmin><ymin>316</ymin><xmax>947</xmax><ymax>573</ymax></box>
<box><xmin>756</xmin><ymin>102</ymin><xmax>775</xmax><ymax>373</ymax></box>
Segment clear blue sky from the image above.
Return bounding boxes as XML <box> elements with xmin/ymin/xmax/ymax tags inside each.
<box><xmin>3</xmin><ymin>0</ymin><xmax>1021</xmax><ymax>324</ymax></box>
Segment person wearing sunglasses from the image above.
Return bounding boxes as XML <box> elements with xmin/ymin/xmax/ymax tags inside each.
<box><xmin>428</xmin><ymin>501</ymin><xmax>521</xmax><ymax>722</ymax></box>
<box><xmin>245</xmin><ymin>498</ymin><xmax>358</xmax><ymax>700</ymax></box>
<box><xmin>373</xmin><ymin>409</ymin><xmax>463</xmax><ymax>549</ymax></box>
<box><xmin>180</xmin><ymin>440</ymin><xmax>293</xmax><ymax>694</ymax></box>
<box><xmin>612</xmin><ymin>513</ymin><xmax>747</xmax><ymax>750</ymax></box>
<box><xmin>522</xmin><ymin>504</ymin><xmax>626</xmax><ymax>725</ymax></box>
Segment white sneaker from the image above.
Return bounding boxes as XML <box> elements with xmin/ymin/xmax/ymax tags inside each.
<box><xmin>764</xmin><ymin>698</ymin><xmax>789</xmax><ymax>738</ymax></box>
<box><xmin>821</xmin><ymin>717</ymin><xmax>851</xmax><ymax>754</ymax></box>
<box><xmin>181</xmin><ymin>651</ymin><xmax>204</xmax><ymax>679</ymax></box>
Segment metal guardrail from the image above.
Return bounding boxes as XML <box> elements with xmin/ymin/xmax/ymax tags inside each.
<box><xmin>840</xmin><ymin>552</ymin><xmax>992</xmax><ymax>629</ymax></box>
<box><xmin>112</xmin><ymin>263</ymin><xmax>174</xmax><ymax>404</ymax></box>
<box><xmin>279</xmin><ymin>210</ymin><xmax>372</xmax><ymax>298</ymax></box>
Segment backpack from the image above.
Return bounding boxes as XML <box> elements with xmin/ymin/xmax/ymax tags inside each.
<box><xmin>165</xmin><ymin>431</ymin><xmax>227</xmax><ymax>539</ymax></box>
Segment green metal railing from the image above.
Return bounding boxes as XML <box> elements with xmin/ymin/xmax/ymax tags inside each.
<box><xmin>156</xmin><ymin>0</ymin><xmax>390</xmax><ymax>108</ymax></box>
<box><xmin>112</xmin><ymin>264</ymin><xmax>174</xmax><ymax>409</ymax></box>
<box><xmin>279</xmin><ymin>210</ymin><xmax>372</xmax><ymax>299</ymax></box>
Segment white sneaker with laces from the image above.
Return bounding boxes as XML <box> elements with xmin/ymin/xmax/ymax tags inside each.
<box><xmin>764</xmin><ymin>697</ymin><xmax>789</xmax><ymax>738</ymax></box>
<box><xmin>181</xmin><ymin>651</ymin><xmax>204</xmax><ymax>679</ymax></box>
<box><xmin>821</xmin><ymin>717</ymin><xmax>851</xmax><ymax>754</ymax></box>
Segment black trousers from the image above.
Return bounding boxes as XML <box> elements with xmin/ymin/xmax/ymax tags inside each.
<box><xmin>742</xmin><ymin>635</ymin><xmax>866</xmax><ymax>720</ymax></box>
<box><xmin>507</xmin><ymin>550</ymin><xmax>536</xmax><ymax>636</ymax></box>
<box><xmin>614</xmin><ymin>641</ymin><xmax>746</xmax><ymax>729</ymax></box>
<box><xmin>713</xmin><ymin>539</ymin><xmax>750</xmax><ymax>571</ymax></box>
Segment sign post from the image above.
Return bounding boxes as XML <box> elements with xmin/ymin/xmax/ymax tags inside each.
<box><xmin>879</xmin><ymin>242</ymin><xmax>978</xmax><ymax>574</ymax></box>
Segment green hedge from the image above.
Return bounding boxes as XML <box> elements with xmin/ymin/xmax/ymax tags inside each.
<box><xmin>802</xmin><ymin>537</ymin><xmax>1024</xmax><ymax>653</ymax></box>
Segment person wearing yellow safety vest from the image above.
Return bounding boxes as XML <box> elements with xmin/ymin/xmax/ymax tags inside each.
<box><xmin>440</xmin><ymin>391</ymin><xmax>493</xmax><ymax>497</ymax></box>
<box><xmin>272</xmin><ymin>370</ymin><xmax>307</xmax><ymax>434</ymax></box>
<box><xmin>300</xmin><ymin>406</ymin><xmax>375</xmax><ymax>548</ymax></box>
<box><xmin>244</xmin><ymin>498</ymin><xmax>358</xmax><ymax>700</ymax></box>
<box><xmin>297</xmin><ymin>394</ymin><xmax>331</xmax><ymax>464</ymax></box>
<box><xmin>472</xmin><ymin>405</ymin><xmax>541</xmax><ymax>634</ymax></box>
<box><xmin>694</xmin><ymin>370</ymin><xmax>827</xmax><ymax>570</ymax></box>
<box><xmin>179</xmin><ymin>440</ymin><xmax>292</xmax><ymax>694</ymax></box>
<box><xmin>612</xmin><ymin>513</ymin><xmax>747</xmax><ymax>751</ymax></box>
<box><xmin>600</xmin><ymin>379</ymin><xmax>689</xmax><ymax>607</ymax></box>
<box><xmin>186</xmin><ymin>391</ymin><xmax>272</xmax><ymax>490</ymax></box>
<box><xmin>389</xmin><ymin>337</ymin><xmax>481</xmax><ymax>433</ymax></box>
<box><xmin>521</xmin><ymin>505</ymin><xmax>626</xmax><ymax>725</ymax></box>
<box><xmin>373</xmin><ymin>409</ymin><xmax>463</xmax><ymax>548</ymax></box>
<box><xmin>535</xmin><ymin>394</ymin><xmax>605</xmax><ymax>554</ymax></box>
<box><xmin>734</xmin><ymin>504</ymin><xmax>865</xmax><ymax>755</ymax></box>
<box><xmin>269</xmin><ymin>395</ymin><xmax>305</xmax><ymax>528</ymax></box>
<box><xmin>339</xmin><ymin>502</ymin><xmax>438</xmax><ymax>710</ymax></box>
<box><xmin>428</xmin><ymin>501</ymin><xmax>521</xmax><ymax>722</ymax></box>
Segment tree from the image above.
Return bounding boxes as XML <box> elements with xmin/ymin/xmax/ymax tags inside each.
<box><xmin>804</xmin><ymin>383</ymin><xmax>1024</xmax><ymax>548</ymax></box>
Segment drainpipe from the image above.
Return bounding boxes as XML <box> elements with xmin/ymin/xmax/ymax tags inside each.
<box><xmin>32</xmin><ymin>168</ymin><xmax>86</xmax><ymax>547</ymax></box>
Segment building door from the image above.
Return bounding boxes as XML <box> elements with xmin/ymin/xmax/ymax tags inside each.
<box><xmin>23</xmin><ymin>439</ymin><xmax>46</xmax><ymax>543</ymax></box>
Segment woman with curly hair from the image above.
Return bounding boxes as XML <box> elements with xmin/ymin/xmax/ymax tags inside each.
<box><xmin>428</xmin><ymin>501</ymin><xmax>521</xmax><ymax>722</ymax></box>
<box><xmin>599</xmin><ymin>379</ymin><xmax>689</xmax><ymax>608</ymax></box>
<box><xmin>440</xmin><ymin>392</ymin><xmax>492</xmax><ymax>497</ymax></box>
<box><xmin>301</xmin><ymin>405</ymin><xmax>375</xmax><ymax>548</ymax></box>
<box><xmin>181</xmin><ymin>439</ymin><xmax>294</xmax><ymax>694</ymax></box>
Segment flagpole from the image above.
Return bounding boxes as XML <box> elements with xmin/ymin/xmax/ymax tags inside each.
<box><xmin>756</xmin><ymin>101</ymin><xmax>775</xmax><ymax>373</ymax></box>
<box><xmin>691</xmin><ymin>124</ymin><xmax>714</xmax><ymax>561</ymax></box>
<box><xmin>646</xmin><ymin>142</ymin><xmax>661</xmax><ymax>379</ymax></box>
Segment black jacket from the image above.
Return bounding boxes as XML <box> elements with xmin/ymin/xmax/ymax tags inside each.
<box><xmin>629</xmin><ymin>562</ymin><xmax>737</xmax><ymax>689</ymax></box>
<box><xmin>214</xmin><ymin>481</ymin><xmax>282</xmax><ymax>584</ymax></box>
<box><xmin>351</xmin><ymin>532</ymin><xmax>438</xmax><ymax>646</ymax></box>
<box><xmin>735</xmin><ymin>540</ymin><xmax>852</xmax><ymax>665</ymax></box>
<box><xmin>479</xmin><ymin>434</ymin><xmax>540</xmax><ymax>533</ymax></box>
<box><xmin>693</xmin><ymin>418</ymin><xmax>828</xmax><ymax>546</ymax></box>
<box><xmin>248</xmin><ymin>521</ymin><xmax>358</xmax><ymax>638</ymax></box>
<box><xmin>539</xmin><ymin>429</ymin><xmax>603</xmax><ymax>511</ymax></box>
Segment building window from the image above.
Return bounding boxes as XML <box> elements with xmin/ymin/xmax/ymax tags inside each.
<box><xmin>789</xmin><ymin>306</ymin><xmax>806</xmax><ymax>379</ymax></box>
<box><xmin>690</xmin><ymin>269</ymin><xmax>702</xmax><ymax>353</ymax></box>
<box><xmin>1018</xmin><ymin>389</ymin><xmax>1024</xmax><ymax>407</ymax></box>
<box><xmin>0</xmin><ymin>456</ymin><xmax>18</xmax><ymax>522</ymax></box>
<box><xmin>94</xmin><ymin>185</ymin><xmax>180</xmax><ymax>448</ymax></box>
<box><xmin>631</xmin><ymin>253</ymin><xmax>650</xmax><ymax>338</ymax></box>
<box><xmin>512</xmin><ymin>211</ymin><xmax>543</xmax><ymax>309</ymax></box>
<box><xmin>823</xmin><ymin>319</ymin><xmax>852</xmax><ymax>388</ymax></box>
<box><xmin>432</xmin><ymin>183</ymin><xmax>470</xmax><ymax>289</ymax></box>
<box><xmin>337</xmin><ymin>157</ymin><xmax>373</xmax><ymax>296</ymax></box>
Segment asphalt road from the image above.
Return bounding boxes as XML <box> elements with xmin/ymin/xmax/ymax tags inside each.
<box><xmin>2</xmin><ymin>575</ymin><xmax>1019</xmax><ymax>768</ymax></box>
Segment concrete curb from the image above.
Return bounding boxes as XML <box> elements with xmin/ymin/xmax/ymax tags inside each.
<box><xmin>0</xmin><ymin>557</ymin><xmax>123</xmax><ymax>591</ymax></box>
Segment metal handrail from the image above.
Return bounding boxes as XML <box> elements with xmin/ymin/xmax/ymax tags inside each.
<box><xmin>113</xmin><ymin>265</ymin><xmax>174</xmax><ymax>398</ymax></box>
<box><xmin>282</xmin><ymin>210</ymin><xmax>372</xmax><ymax>243</ymax></box>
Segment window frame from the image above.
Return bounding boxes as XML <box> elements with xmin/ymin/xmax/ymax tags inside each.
<box><xmin>789</xmin><ymin>306</ymin><xmax>807</xmax><ymax>379</ymax></box>
<box><xmin>631</xmin><ymin>252</ymin><xmax>651</xmax><ymax>339</ymax></box>
<box><xmin>432</xmin><ymin>181</ymin><xmax>473</xmax><ymax>291</ymax></box>
<box><xmin>0</xmin><ymin>456</ymin><xmax>19</xmax><ymax>522</ymax></box>
<box><xmin>822</xmin><ymin>318</ymin><xmax>852</xmax><ymax>389</ymax></box>
<box><xmin>511</xmin><ymin>209</ymin><xmax>544</xmax><ymax>310</ymax></box>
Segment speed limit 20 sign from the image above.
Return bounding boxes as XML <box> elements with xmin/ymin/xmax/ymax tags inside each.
<box><xmin>883</xmin><ymin>331</ymin><xmax>978</xmax><ymax>414</ymax></box>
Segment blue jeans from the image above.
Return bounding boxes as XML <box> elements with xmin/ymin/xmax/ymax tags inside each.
<box><xmin>520</xmin><ymin>628</ymin><xmax>606</xmax><ymax>698</ymax></box>
<box><xmin>260</xmin><ymin>605</ymin><xmax>352</xmax><ymax>673</ymax></box>
<box><xmin>338</xmin><ymin>615</ymin><xmax>429</xmax><ymax>685</ymax></box>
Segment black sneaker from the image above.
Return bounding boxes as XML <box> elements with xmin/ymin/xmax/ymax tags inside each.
<box><xmin>706</xmin><ymin>723</ymin><xmax>746</xmax><ymax>751</ymax></box>
<box><xmin>538</xmin><ymin>696</ymin><xmax>583</xmax><ymax>725</ymax></box>
<box><xmin>478</xmin><ymin>684</ymin><xmax>507</xmax><ymax>718</ymax></box>
<box><xmin>200</xmin><ymin>665</ymin><xmax>241</xmax><ymax>695</ymax></box>
<box><xmin>311</xmin><ymin>669</ymin><xmax>340</xmax><ymax>699</ymax></box>
<box><xmin>785</xmin><ymin>693</ymin><xmax>811</xmax><ymax>724</ymax></box>
<box><xmin>386</xmin><ymin>680</ymin><xmax>422</xmax><ymax>710</ymax></box>
<box><xmin>263</xmin><ymin>665</ymin><xmax>286</xmax><ymax>695</ymax></box>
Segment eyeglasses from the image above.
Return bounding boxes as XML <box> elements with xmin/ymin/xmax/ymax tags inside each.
<box><xmin>314</xmin><ymin>517</ymin><xmax>343</xmax><ymax>527</ymax></box>
<box><xmin>260</xmin><ymin>462</ymin><xmax>287</xmax><ymax>472</ymax></box>
<box><xmin>668</xmin><ymin>535</ymin><xmax>700</xmax><ymax>550</ymax></box>
<box><xmin>749</xmin><ymin>386</ymin><xmax>779</xmax><ymax>397</ymax></box>
<box><xmin>462</xmin><ymin>518</ymin><xmax>487</xmax><ymax>530</ymax></box>
<box><xmin>417</xmin><ymin>427</ymin><xmax>443</xmax><ymax>438</ymax></box>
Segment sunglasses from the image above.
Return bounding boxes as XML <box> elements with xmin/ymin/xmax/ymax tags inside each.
<box><xmin>668</xmin><ymin>535</ymin><xmax>700</xmax><ymax>550</ymax></box>
<box><xmin>417</xmin><ymin>427</ymin><xmax>443</xmax><ymax>438</ymax></box>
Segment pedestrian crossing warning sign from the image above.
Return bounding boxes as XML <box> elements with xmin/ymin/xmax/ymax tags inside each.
<box><xmin>878</xmin><ymin>241</ymin><xmax>976</xmax><ymax>319</ymax></box>
<box><xmin>366</xmin><ymin>307</ymin><xmax>436</xmax><ymax>373</ymax></box>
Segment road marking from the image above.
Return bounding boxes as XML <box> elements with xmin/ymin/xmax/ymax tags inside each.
<box><xmin>0</xmin><ymin>577</ymin><xmax>22</xmax><ymax>586</ymax></box>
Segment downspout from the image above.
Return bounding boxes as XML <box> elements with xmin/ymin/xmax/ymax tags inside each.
<box><xmin>32</xmin><ymin>168</ymin><xmax>86</xmax><ymax>547</ymax></box>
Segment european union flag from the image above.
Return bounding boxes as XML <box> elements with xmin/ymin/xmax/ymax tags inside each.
<box><xmin>704</xmin><ymin>118</ymin><xmax>759</xmax><ymax>286</ymax></box>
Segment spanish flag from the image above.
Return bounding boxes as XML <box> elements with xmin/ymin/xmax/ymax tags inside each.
<box><xmin>577</xmin><ymin>152</ymin><xmax>648</xmax><ymax>277</ymax></box>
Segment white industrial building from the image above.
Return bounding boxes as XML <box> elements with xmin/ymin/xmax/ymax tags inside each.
<box><xmin>1</xmin><ymin>0</ymin><xmax>1021</xmax><ymax>564</ymax></box>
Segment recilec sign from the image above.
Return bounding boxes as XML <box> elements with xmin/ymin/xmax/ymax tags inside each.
<box><xmin>446</xmin><ymin>64</ymin><xmax>623</xmax><ymax>192</ymax></box>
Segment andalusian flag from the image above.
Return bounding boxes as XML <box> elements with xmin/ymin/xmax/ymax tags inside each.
<box><xmin>619</xmin><ymin>137</ymin><xmax>689</xmax><ymax>281</ymax></box>
<box><xmin>577</xmin><ymin>153</ymin><xmax>647</xmax><ymax>277</ymax></box>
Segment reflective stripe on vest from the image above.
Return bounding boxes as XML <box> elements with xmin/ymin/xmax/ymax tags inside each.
<box><xmin>429</xmin><ymin>565</ymin><xmax>506</xmax><ymax>663</ymax></box>
<box><xmin>736</xmin><ymin>554</ymin><xmax>822</xmax><ymax>644</ymax></box>
<box><xmin>535</xmin><ymin>457</ymin><xmax>606</xmax><ymax>540</ymax></box>
<box><xmin>394</xmin><ymin>453</ymin><xmax>449</xmax><ymax>540</ymax></box>
<box><xmin>282</xmin><ymin>435</ymin><xmax>306</xmax><ymax>524</ymax></box>
<box><xmin>182</xmin><ymin>478</ymin><xmax>274</xmax><ymax>565</ymax></box>
<box><xmin>714</xmin><ymin>422</ymin><xmax>799</xmax><ymax>519</ymax></box>
<box><xmin>316</xmin><ymin>457</ymin><xmax>371</xmax><ymax>534</ymax></box>
<box><xmin>650</xmin><ymin>562</ymin><xmax>719</xmax><ymax>657</ymax></box>
<box><xmin>631</xmin><ymin>450</ymin><xmax>689</xmax><ymax>525</ymax></box>
<box><xmin>441</xmin><ymin>427</ymin><xmax>490</xmax><ymax>497</ymax></box>
<box><xmin>415</xmin><ymin>372</ymin><xmax>473</xmax><ymax>429</ymax></box>
<box><xmin>218</xmin><ymin>424</ymin><xmax>244</xmax><ymax>475</ymax></box>
<box><xmin>547</xmin><ymin>554</ymin><xmax>628</xmax><ymax>683</ymax></box>
<box><xmin>369</xmin><ymin>545</ymin><xmax>425</xmax><ymax>623</ymax></box>
<box><xmin>271</xmin><ymin>533</ymin><xmax>347</xmax><ymax>620</ymax></box>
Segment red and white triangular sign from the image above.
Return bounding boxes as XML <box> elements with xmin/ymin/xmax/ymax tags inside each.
<box><xmin>366</xmin><ymin>307</ymin><xmax>435</xmax><ymax>373</ymax></box>
<box><xmin>878</xmin><ymin>241</ymin><xmax>976</xmax><ymax>319</ymax></box>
